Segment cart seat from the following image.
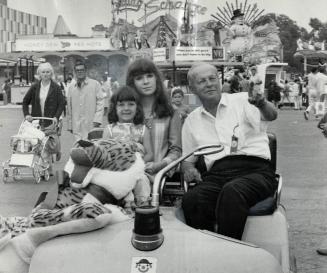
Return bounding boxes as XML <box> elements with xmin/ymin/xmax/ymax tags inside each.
<box><xmin>87</xmin><ymin>128</ymin><xmax>104</xmax><ymax>140</ymax></box>
<box><xmin>163</xmin><ymin>133</ymin><xmax>280</xmax><ymax>216</ymax></box>
<box><xmin>248</xmin><ymin>195</ymin><xmax>276</xmax><ymax>216</ymax></box>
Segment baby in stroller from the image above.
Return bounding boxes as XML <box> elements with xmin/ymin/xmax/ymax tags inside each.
<box><xmin>3</xmin><ymin>117</ymin><xmax>60</xmax><ymax>183</ymax></box>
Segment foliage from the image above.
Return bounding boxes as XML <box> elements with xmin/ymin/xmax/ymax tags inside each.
<box><xmin>299</xmin><ymin>27</ymin><xmax>310</xmax><ymax>40</ymax></box>
<box><xmin>308</xmin><ymin>18</ymin><xmax>327</xmax><ymax>42</ymax></box>
<box><xmin>309</xmin><ymin>18</ymin><xmax>323</xmax><ymax>31</ymax></box>
<box><xmin>254</xmin><ymin>13</ymin><xmax>301</xmax><ymax>72</ymax></box>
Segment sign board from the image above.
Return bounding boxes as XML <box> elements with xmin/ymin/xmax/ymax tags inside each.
<box><xmin>15</xmin><ymin>38</ymin><xmax>113</xmax><ymax>52</ymax></box>
<box><xmin>152</xmin><ymin>48</ymin><xmax>167</xmax><ymax>62</ymax></box>
<box><xmin>212</xmin><ymin>47</ymin><xmax>225</xmax><ymax>61</ymax></box>
<box><xmin>129</xmin><ymin>48</ymin><xmax>153</xmax><ymax>61</ymax></box>
<box><xmin>172</xmin><ymin>46</ymin><xmax>213</xmax><ymax>61</ymax></box>
<box><xmin>113</xmin><ymin>1</ymin><xmax>208</xmax><ymax>23</ymax></box>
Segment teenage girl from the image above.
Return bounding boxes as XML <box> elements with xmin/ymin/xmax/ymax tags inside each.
<box><xmin>126</xmin><ymin>58</ymin><xmax>182</xmax><ymax>176</ymax></box>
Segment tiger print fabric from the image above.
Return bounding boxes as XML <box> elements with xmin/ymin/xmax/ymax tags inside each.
<box><xmin>54</xmin><ymin>186</ymin><xmax>87</xmax><ymax>209</ymax></box>
<box><xmin>0</xmin><ymin>139</ymin><xmax>141</xmax><ymax>238</ymax></box>
<box><xmin>0</xmin><ymin>201</ymin><xmax>110</xmax><ymax>238</ymax></box>
<box><xmin>71</xmin><ymin>139</ymin><xmax>138</xmax><ymax>171</ymax></box>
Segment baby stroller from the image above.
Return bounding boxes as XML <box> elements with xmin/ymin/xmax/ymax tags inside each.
<box><xmin>2</xmin><ymin>117</ymin><xmax>59</xmax><ymax>183</ymax></box>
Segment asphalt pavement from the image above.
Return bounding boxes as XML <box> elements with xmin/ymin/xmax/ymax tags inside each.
<box><xmin>0</xmin><ymin>104</ymin><xmax>326</xmax><ymax>273</ymax></box>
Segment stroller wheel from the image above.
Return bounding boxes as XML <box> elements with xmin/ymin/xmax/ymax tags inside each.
<box><xmin>3</xmin><ymin>169</ymin><xmax>9</xmax><ymax>183</ymax></box>
<box><xmin>13</xmin><ymin>168</ymin><xmax>22</xmax><ymax>181</ymax></box>
<box><xmin>33</xmin><ymin>168</ymin><xmax>41</xmax><ymax>184</ymax></box>
<box><xmin>43</xmin><ymin>170</ymin><xmax>50</xmax><ymax>181</ymax></box>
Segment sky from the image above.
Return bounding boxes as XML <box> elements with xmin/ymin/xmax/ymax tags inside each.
<box><xmin>6</xmin><ymin>0</ymin><xmax>327</xmax><ymax>37</ymax></box>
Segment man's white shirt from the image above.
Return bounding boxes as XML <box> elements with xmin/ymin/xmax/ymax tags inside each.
<box><xmin>182</xmin><ymin>93</ymin><xmax>271</xmax><ymax>170</ymax></box>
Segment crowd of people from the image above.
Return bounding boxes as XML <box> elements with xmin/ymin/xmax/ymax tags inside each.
<box><xmin>219</xmin><ymin>65</ymin><xmax>327</xmax><ymax>123</ymax></box>
<box><xmin>1</xmin><ymin>57</ymin><xmax>326</xmax><ymax>265</ymax></box>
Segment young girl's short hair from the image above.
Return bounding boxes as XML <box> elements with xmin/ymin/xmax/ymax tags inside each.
<box><xmin>108</xmin><ymin>86</ymin><xmax>144</xmax><ymax>125</ymax></box>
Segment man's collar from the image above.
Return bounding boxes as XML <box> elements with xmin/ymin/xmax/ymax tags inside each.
<box><xmin>74</xmin><ymin>77</ymin><xmax>89</xmax><ymax>87</ymax></box>
<box><xmin>200</xmin><ymin>93</ymin><xmax>228</xmax><ymax>115</ymax></box>
<box><xmin>219</xmin><ymin>93</ymin><xmax>228</xmax><ymax>107</ymax></box>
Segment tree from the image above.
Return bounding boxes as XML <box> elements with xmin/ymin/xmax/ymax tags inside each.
<box><xmin>299</xmin><ymin>27</ymin><xmax>310</xmax><ymax>40</ymax></box>
<box><xmin>309</xmin><ymin>18</ymin><xmax>323</xmax><ymax>31</ymax></box>
<box><xmin>308</xmin><ymin>18</ymin><xmax>327</xmax><ymax>42</ymax></box>
<box><xmin>254</xmin><ymin>13</ymin><xmax>301</xmax><ymax>71</ymax></box>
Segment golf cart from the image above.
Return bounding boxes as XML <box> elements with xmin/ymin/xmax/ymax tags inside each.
<box><xmin>27</xmin><ymin>62</ymin><xmax>294</xmax><ymax>273</ymax></box>
<box><xmin>28</xmin><ymin>131</ymin><xmax>295</xmax><ymax>273</ymax></box>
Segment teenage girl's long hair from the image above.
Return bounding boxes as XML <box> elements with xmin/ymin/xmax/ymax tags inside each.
<box><xmin>126</xmin><ymin>58</ymin><xmax>173</xmax><ymax>118</ymax></box>
<box><xmin>108</xmin><ymin>85</ymin><xmax>144</xmax><ymax>125</ymax></box>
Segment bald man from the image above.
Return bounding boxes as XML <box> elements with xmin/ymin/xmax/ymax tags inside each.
<box><xmin>181</xmin><ymin>62</ymin><xmax>278</xmax><ymax>240</ymax></box>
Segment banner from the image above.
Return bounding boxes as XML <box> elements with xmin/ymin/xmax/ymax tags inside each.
<box><xmin>152</xmin><ymin>48</ymin><xmax>167</xmax><ymax>62</ymax></box>
<box><xmin>15</xmin><ymin>38</ymin><xmax>114</xmax><ymax>52</ymax></box>
<box><xmin>172</xmin><ymin>46</ymin><xmax>213</xmax><ymax>61</ymax></box>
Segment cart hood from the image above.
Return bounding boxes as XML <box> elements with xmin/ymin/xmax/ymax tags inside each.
<box><xmin>29</xmin><ymin>207</ymin><xmax>283</xmax><ymax>273</ymax></box>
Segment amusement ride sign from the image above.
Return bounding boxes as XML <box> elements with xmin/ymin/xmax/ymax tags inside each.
<box><xmin>152</xmin><ymin>46</ymin><xmax>225</xmax><ymax>62</ymax></box>
<box><xmin>113</xmin><ymin>0</ymin><xmax>207</xmax><ymax>22</ymax></box>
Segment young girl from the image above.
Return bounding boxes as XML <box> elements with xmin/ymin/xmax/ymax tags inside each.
<box><xmin>103</xmin><ymin>85</ymin><xmax>153</xmax><ymax>206</ymax></box>
<box><xmin>103</xmin><ymin>85</ymin><xmax>153</xmax><ymax>162</ymax></box>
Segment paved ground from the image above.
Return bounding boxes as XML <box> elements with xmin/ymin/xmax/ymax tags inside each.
<box><xmin>268</xmin><ymin>109</ymin><xmax>327</xmax><ymax>273</ymax></box>
<box><xmin>0</xmin><ymin>104</ymin><xmax>326</xmax><ymax>272</ymax></box>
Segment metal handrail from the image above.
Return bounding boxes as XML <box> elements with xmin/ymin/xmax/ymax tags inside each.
<box><xmin>276</xmin><ymin>174</ymin><xmax>283</xmax><ymax>206</ymax></box>
<box><xmin>31</xmin><ymin>117</ymin><xmax>57</xmax><ymax>126</ymax></box>
<box><xmin>151</xmin><ymin>144</ymin><xmax>224</xmax><ymax>207</ymax></box>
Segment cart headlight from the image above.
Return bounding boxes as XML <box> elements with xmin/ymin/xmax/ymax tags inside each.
<box><xmin>131</xmin><ymin>206</ymin><xmax>164</xmax><ymax>251</ymax></box>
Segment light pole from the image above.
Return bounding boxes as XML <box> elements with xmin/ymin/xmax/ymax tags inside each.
<box><xmin>59</xmin><ymin>57</ymin><xmax>66</xmax><ymax>81</ymax></box>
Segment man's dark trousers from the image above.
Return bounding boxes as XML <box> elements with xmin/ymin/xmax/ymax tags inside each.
<box><xmin>182</xmin><ymin>155</ymin><xmax>277</xmax><ymax>240</ymax></box>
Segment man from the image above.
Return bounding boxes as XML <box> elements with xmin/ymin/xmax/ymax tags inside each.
<box><xmin>67</xmin><ymin>60</ymin><xmax>104</xmax><ymax>140</ymax></box>
<box><xmin>240</xmin><ymin>73</ymin><xmax>251</xmax><ymax>93</ymax></box>
<box><xmin>110</xmin><ymin>76</ymin><xmax>120</xmax><ymax>95</ymax></box>
<box><xmin>304</xmin><ymin>67</ymin><xmax>319</xmax><ymax>120</ymax></box>
<box><xmin>1</xmin><ymin>79</ymin><xmax>11</xmax><ymax>104</ymax></box>
<box><xmin>290</xmin><ymin>79</ymin><xmax>301</xmax><ymax>110</ymax></box>
<box><xmin>315</xmin><ymin>66</ymin><xmax>327</xmax><ymax>116</ymax></box>
<box><xmin>181</xmin><ymin>62</ymin><xmax>278</xmax><ymax>240</ymax></box>
<box><xmin>249</xmin><ymin>65</ymin><xmax>263</xmax><ymax>98</ymax></box>
<box><xmin>101</xmin><ymin>75</ymin><xmax>112</xmax><ymax>116</ymax></box>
